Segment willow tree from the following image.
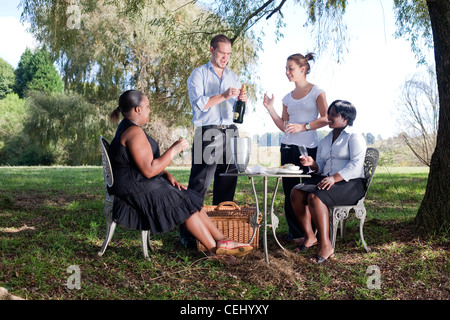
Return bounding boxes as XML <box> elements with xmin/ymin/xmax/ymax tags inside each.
<box><xmin>396</xmin><ymin>65</ymin><xmax>438</xmax><ymax>167</ymax></box>
<box><xmin>19</xmin><ymin>0</ymin><xmax>258</xmax><ymax>130</ymax></box>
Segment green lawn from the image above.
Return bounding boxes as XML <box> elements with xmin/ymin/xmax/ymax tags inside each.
<box><xmin>0</xmin><ymin>166</ymin><xmax>448</xmax><ymax>301</ymax></box>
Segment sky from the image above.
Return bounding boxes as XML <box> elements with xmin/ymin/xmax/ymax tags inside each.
<box><xmin>0</xmin><ymin>0</ymin><xmax>434</xmax><ymax>139</ymax></box>
<box><xmin>244</xmin><ymin>0</ymin><xmax>434</xmax><ymax>139</ymax></box>
<box><xmin>0</xmin><ymin>1</ymin><xmax>36</xmax><ymax>68</ymax></box>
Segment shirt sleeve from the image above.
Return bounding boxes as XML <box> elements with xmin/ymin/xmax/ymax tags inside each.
<box><xmin>315</xmin><ymin>133</ymin><xmax>329</xmax><ymax>174</ymax></box>
<box><xmin>281</xmin><ymin>92</ymin><xmax>290</xmax><ymax>107</ymax></box>
<box><xmin>338</xmin><ymin>133</ymin><xmax>367</xmax><ymax>181</ymax></box>
<box><xmin>187</xmin><ymin>68</ymin><xmax>210</xmax><ymax>112</ymax></box>
<box><xmin>313</xmin><ymin>86</ymin><xmax>324</xmax><ymax>100</ymax></box>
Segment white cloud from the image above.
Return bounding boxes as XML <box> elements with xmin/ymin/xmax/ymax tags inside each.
<box><xmin>0</xmin><ymin>16</ymin><xmax>37</xmax><ymax>68</ymax></box>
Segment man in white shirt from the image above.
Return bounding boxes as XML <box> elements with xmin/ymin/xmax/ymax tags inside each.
<box><xmin>181</xmin><ymin>34</ymin><xmax>246</xmax><ymax>247</ymax></box>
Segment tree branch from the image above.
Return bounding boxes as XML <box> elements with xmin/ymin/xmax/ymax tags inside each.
<box><xmin>230</xmin><ymin>0</ymin><xmax>277</xmax><ymax>44</ymax></box>
<box><xmin>266</xmin><ymin>0</ymin><xmax>287</xmax><ymax>20</ymax></box>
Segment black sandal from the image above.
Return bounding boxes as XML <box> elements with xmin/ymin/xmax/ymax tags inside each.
<box><xmin>311</xmin><ymin>252</ymin><xmax>335</xmax><ymax>264</ymax></box>
<box><xmin>295</xmin><ymin>241</ymin><xmax>318</xmax><ymax>253</ymax></box>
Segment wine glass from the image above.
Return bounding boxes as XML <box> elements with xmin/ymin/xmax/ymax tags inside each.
<box><xmin>179</xmin><ymin>127</ymin><xmax>189</xmax><ymax>158</ymax></box>
<box><xmin>283</xmin><ymin>121</ymin><xmax>291</xmax><ymax>149</ymax></box>
<box><xmin>173</xmin><ymin>127</ymin><xmax>189</xmax><ymax>159</ymax></box>
<box><xmin>298</xmin><ymin>145</ymin><xmax>313</xmax><ymax>173</ymax></box>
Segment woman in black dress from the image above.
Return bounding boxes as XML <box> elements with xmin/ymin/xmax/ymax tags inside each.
<box><xmin>108</xmin><ymin>90</ymin><xmax>253</xmax><ymax>260</ymax></box>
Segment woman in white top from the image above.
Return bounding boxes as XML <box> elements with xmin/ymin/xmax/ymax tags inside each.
<box><xmin>263</xmin><ymin>53</ymin><xmax>329</xmax><ymax>242</ymax></box>
<box><xmin>291</xmin><ymin>100</ymin><xmax>367</xmax><ymax>264</ymax></box>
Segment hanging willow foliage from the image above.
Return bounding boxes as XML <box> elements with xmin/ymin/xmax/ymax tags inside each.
<box><xmin>19</xmin><ymin>0</ymin><xmax>259</xmax><ymax>128</ymax></box>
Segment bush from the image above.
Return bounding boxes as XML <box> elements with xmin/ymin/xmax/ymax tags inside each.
<box><xmin>0</xmin><ymin>93</ymin><xmax>27</xmax><ymax>163</ymax></box>
<box><xmin>22</xmin><ymin>91</ymin><xmax>115</xmax><ymax>165</ymax></box>
<box><xmin>0</xmin><ymin>58</ymin><xmax>15</xmax><ymax>99</ymax></box>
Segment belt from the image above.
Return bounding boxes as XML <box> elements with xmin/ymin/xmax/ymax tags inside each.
<box><xmin>200</xmin><ymin>124</ymin><xmax>236</xmax><ymax>130</ymax></box>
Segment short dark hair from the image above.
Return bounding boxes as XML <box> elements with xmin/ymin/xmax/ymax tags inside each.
<box><xmin>210</xmin><ymin>34</ymin><xmax>231</xmax><ymax>49</ymax></box>
<box><xmin>328</xmin><ymin>100</ymin><xmax>357</xmax><ymax>126</ymax></box>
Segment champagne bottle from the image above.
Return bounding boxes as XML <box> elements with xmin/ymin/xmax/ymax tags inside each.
<box><xmin>233</xmin><ymin>84</ymin><xmax>246</xmax><ymax>124</ymax></box>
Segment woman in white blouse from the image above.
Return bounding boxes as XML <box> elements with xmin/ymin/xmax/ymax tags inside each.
<box><xmin>263</xmin><ymin>53</ymin><xmax>329</xmax><ymax>242</ymax></box>
<box><xmin>290</xmin><ymin>100</ymin><xmax>367</xmax><ymax>264</ymax></box>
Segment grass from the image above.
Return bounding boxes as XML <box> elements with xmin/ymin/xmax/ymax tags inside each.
<box><xmin>0</xmin><ymin>165</ymin><xmax>448</xmax><ymax>302</ymax></box>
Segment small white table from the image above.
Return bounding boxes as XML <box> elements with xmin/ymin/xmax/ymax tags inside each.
<box><xmin>220</xmin><ymin>171</ymin><xmax>311</xmax><ymax>263</ymax></box>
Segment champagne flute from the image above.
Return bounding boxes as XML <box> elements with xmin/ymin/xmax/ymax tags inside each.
<box><xmin>179</xmin><ymin>127</ymin><xmax>189</xmax><ymax>158</ymax></box>
<box><xmin>173</xmin><ymin>127</ymin><xmax>189</xmax><ymax>159</ymax></box>
<box><xmin>283</xmin><ymin>121</ymin><xmax>291</xmax><ymax>149</ymax></box>
<box><xmin>298</xmin><ymin>145</ymin><xmax>312</xmax><ymax>173</ymax></box>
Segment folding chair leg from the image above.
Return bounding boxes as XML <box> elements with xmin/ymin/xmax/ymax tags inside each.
<box><xmin>98</xmin><ymin>221</ymin><xmax>117</xmax><ymax>256</ymax></box>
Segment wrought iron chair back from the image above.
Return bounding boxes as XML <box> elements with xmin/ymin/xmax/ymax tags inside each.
<box><xmin>98</xmin><ymin>136</ymin><xmax>152</xmax><ymax>260</ymax></box>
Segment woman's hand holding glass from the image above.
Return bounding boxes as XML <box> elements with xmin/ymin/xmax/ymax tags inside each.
<box><xmin>299</xmin><ymin>155</ymin><xmax>314</xmax><ymax>167</ymax></box>
<box><xmin>299</xmin><ymin>145</ymin><xmax>315</xmax><ymax>173</ymax></box>
<box><xmin>284</xmin><ymin>123</ymin><xmax>307</xmax><ymax>133</ymax></box>
<box><xmin>171</xmin><ymin>138</ymin><xmax>189</xmax><ymax>158</ymax></box>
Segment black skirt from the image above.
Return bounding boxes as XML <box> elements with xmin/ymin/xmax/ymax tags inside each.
<box><xmin>293</xmin><ymin>173</ymin><xmax>366</xmax><ymax>207</ymax></box>
<box><xmin>108</xmin><ymin>118</ymin><xmax>204</xmax><ymax>234</ymax></box>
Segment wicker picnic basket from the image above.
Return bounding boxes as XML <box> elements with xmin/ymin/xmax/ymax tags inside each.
<box><xmin>197</xmin><ymin>201</ymin><xmax>261</xmax><ymax>252</ymax></box>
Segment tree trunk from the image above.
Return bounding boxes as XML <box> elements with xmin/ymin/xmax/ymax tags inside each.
<box><xmin>415</xmin><ymin>0</ymin><xmax>450</xmax><ymax>234</ymax></box>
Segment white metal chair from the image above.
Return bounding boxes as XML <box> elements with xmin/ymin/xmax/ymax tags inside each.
<box><xmin>98</xmin><ymin>136</ymin><xmax>152</xmax><ymax>260</ymax></box>
<box><xmin>329</xmin><ymin>147</ymin><xmax>379</xmax><ymax>252</ymax></box>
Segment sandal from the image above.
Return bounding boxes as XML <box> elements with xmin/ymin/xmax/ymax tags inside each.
<box><xmin>295</xmin><ymin>241</ymin><xmax>318</xmax><ymax>253</ymax></box>
<box><xmin>310</xmin><ymin>251</ymin><xmax>335</xmax><ymax>264</ymax></box>
<box><xmin>216</xmin><ymin>240</ymin><xmax>253</xmax><ymax>257</ymax></box>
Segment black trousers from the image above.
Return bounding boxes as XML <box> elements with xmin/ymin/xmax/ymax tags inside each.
<box><xmin>280</xmin><ymin>144</ymin><xmax>317</xmax><ymax>240</ymax></box>
<box><xmin>188</xmin><ymin>125</ymin><xmax>238</xmax><ymax>203</ymax></box>
<box><xmin>180</xmin><ymin>125</ymin><xmax>239</xmax><ymax>246</ymax></box>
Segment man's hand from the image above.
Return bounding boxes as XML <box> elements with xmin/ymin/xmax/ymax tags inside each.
<box><xmin>222</xmin><ymin>87</ymin><xmax>240</xmax><ymax>100</ymax></box>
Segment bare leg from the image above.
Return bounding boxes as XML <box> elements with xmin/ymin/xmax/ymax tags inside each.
<box><xmin>308</xmin><ymin>193</ymin><xmax>334</xmax><ymax>259</ymax></box>
<box><xmin>197</xmin><ymin>208</ymin><xmax>227</xmax><ymax>241</ymax></box>
<box><xmin>290</xmin><ymin>189</ymin><xmax>317</xmax><ymax>246</ymax></box>
<box><xmin>184</xmin><ymin>212</ymin><xmax>217</xmax><ymax>253</ymax></box>
<box><xmin>184</xmin><ymin>209</ymin><xmax>252</xmax><ymax>256</ymax></box>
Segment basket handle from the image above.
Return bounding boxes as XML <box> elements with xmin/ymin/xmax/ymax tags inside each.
<box><xmin>215</xmin><ymin>201</ymin><xmax>241</xmax><ymax>210</ymax></box>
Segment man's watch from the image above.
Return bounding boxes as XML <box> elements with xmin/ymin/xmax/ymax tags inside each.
<box><xmin>305</xmin><ymin>123</ymin><xmax>311</xmax><ymax>131</ymax></box>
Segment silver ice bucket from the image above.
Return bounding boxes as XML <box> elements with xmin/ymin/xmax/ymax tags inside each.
<box><xmin>230</xmin><ymin>137</ymin><xmax>251</xmax><ymax>173</ymax></box>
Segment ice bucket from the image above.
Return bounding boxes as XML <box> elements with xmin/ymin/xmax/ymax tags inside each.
<box><xmin>230</xmin><ymin>137</ymin><xmax>251</xmax><ymax>173</ymax></box>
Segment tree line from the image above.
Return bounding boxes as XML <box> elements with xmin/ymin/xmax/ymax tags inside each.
<box><xmin>0</xmin><ymin>48</ymin><xmax>114</xmax><ymax>165</ymax></box>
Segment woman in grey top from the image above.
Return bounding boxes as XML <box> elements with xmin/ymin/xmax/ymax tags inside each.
<box><xmin>263</xmin><ymin>53</ymin><xmax>329</xmax><ymax>242</ymax></box>
<box><xmin>291</xmin><ymin>100</ymin><xmax>367</xmax><ymax>263</ymax></box>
